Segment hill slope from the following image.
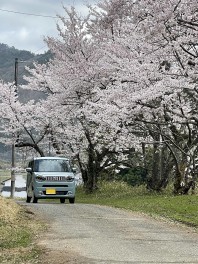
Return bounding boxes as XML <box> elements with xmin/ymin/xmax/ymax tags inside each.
<box><xmin>0</xmin><ymin>43</ymin><xmax>52</xmax><ymax>102</ymax></box>
<box><xmin>0</xmin><ymin>43</ymin><xmax>51</xmax><ymax>83</ymax></box>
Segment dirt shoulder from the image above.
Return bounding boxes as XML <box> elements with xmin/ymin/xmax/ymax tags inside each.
<box><xmin>0</xmin><ymin>197</ymin><xmax>42</xmax><ymax>264</ymax></box>
<box><xmin>32</xmin><ymin>208</ymin><xmax>87</xmax><ymax>264</ymax></box>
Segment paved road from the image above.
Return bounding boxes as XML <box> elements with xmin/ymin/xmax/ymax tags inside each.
<box><xmin>21</xmin><ymin>201</ymin><xmax>198</xmax><ymax>264</ymax></box>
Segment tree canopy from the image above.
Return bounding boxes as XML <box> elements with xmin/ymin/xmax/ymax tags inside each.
<box><xmin>0</xmin><ymin>0</ymin><xmax>198</xmax><ymax>194</ymax></box>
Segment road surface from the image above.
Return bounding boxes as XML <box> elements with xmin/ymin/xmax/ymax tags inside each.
<box><xmin>20</xmin><ymin>201</ymin><xmax>198</xmax><ymax>264</ymax></box>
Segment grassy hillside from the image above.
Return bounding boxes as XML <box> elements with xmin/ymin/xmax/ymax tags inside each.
<box><xmin>0</xmin><ymin>196</ymin><xmax>44</xmax><ymax>263</ymax></box>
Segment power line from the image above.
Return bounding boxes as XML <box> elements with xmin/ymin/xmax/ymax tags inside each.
<box><xmin>0</xmin><ymin>8</ymin><xmax>58</xmax><ymax>19</ymax></box>
<box><xmin>34</xmin><ymin>45</ymin><xmax>48</xmax><ymax>54</ymax></box>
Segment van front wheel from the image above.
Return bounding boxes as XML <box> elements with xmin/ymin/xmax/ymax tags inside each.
<box><xmin>69</xmin><ymin>197</ymin><xmax>75</xmax><ymax>204</ymax></box>
<box><xmin>32</xmin><ymin>193</ymin><xmax>38</xmax><ymax>203</ymax></box>
<box><xmin>60</xmin><ymin>198</ymin><xmax>65</xmax><ymax>203</ymax></box>
<box><xmin>26</xmin><ymin>195</ymin><xmax>31</xmax><ymax>203</ymax></box>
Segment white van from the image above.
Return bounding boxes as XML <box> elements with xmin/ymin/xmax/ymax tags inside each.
<box><xmin>26</xmin><ymin>157</ymin><xmax>76</xmax><ymax>204</ymax></box>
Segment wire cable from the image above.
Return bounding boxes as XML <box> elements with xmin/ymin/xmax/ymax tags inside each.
<box><xmin>0</xmin><ymin>8</ymin><xmax>58</xmax><ymax>19</ymax></box>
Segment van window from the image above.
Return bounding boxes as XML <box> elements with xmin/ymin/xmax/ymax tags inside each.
<box><xmin>28</xmin><ymin>161</ymin><xmax>34</xmax><ymax>170</ymax></box>
<box><xmin>34</xmin><ymin>159</ymin><xmax>71</xmax><ymax>172</ymax></box>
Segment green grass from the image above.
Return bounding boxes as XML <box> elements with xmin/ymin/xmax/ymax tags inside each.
<box><xmin>0</xmin><ymin>169</ymin><xmax>11</xmax><ymax>182</ymax></box>
<box><xmin>0</xmin><ymin>221</ymin><xmax>41</xmax><ymax>263</ymax></box>
<box><xmin>0</xmin><ymin>222</ymin><xmax>31</xmax><ymax>248</ymax></box>
<box><xmin>0</xmin><ymin>196</ymin><xmax>44</xmax><ymax>264</ymax></box>
<box><xmin>76</xmin><ymin>181</ymin><xmax>198</xmax><ymax>228</ymax></box>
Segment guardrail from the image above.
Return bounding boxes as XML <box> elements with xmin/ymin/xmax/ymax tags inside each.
<box><xmin>0</xmin><ymin>178</ymin><xmax>11</xmax><ymax>193</ymax></box>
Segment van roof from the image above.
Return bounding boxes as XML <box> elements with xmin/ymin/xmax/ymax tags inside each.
<box><xmin>32</xmin><ymin>157</ymin><xmax>70</xmax><ymax>161</ymax></box>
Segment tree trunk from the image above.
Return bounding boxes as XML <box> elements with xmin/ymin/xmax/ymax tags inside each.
<box><xmin>146</xmin><ymin>142</ymin><xmax>173</xmax><ymax>192</ymax></box>
<box><xmin>84</xmin><ymin>149</ymin><xmax>99</xmax><ymax>193</ymax></box>
<box><xmin>173</xmin><ymin>154</ymin><xmax>192</xmax><ymax>195</ymax></box>
<box><xmin>146</xmin><ymin>143</ymin><xmax>161</xmax><ymax>191</ymax></box>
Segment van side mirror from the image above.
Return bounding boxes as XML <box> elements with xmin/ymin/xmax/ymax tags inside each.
<box><xmin>72</xmin><ymin>167</ymin><xmax>77</xmax><ymax>173</ymax></box>
<box><xmin>26</xmin><ymin>167</ymin><xmax>32</xmax><ymax>173</ymax></box>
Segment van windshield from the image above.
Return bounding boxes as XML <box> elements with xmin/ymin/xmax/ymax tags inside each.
<box><xmin>34</xmin><ymin>159</ymin><xmax>71</xmax><ymax>172</ymax></box>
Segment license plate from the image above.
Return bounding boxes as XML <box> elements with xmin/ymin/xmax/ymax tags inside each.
<box><xmin>46</xmin><ymin>189</ymin><xmax>56</xmax><ymax>194</ymax></box>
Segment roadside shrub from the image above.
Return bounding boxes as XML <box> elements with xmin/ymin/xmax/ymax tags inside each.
<box><xmin>116</xmin><ymin>167</ymin><xmax>147</xmax><ymax>186</ymax></box>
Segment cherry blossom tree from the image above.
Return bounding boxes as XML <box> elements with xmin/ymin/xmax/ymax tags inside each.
<box><xmin>87</xmin><ymin>0</ymin><xmax>198</xmax><ymax>193</ymax></box>
<box><xmin>0</xmin><ymin>81</ymin><xmax>51</xmax><ymax>157</ymax></box>
<box><xmin>0</xmin><ymin>0</ymin><xmax>197</xmax><ymax>194</ymax></box>
<box><xmin>20</xmin><ymin>6</ymin><xmax>131</xmax><ymax>192</ymax></box>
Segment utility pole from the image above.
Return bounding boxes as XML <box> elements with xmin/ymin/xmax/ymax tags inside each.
<box><xmin>10</xmin><ymin>58</ymin><xmax>18</xmax><ymax>198</ymax></box>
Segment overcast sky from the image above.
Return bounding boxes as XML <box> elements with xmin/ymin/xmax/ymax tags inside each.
<box><xmin>0</xmin><ymin>0</ymin><xmax>97</xmax><ymax>54</ymax></box>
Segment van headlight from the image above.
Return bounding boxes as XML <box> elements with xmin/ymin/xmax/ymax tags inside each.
<box><xmin>35</xmin><ymin>176</ymin><xmax>46</xmax><ymax>181</ymax></box>
<box><xmin>66</xmin><ymin>176</ymin><xmax>74</xmax><ymax>182</ymax></box>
